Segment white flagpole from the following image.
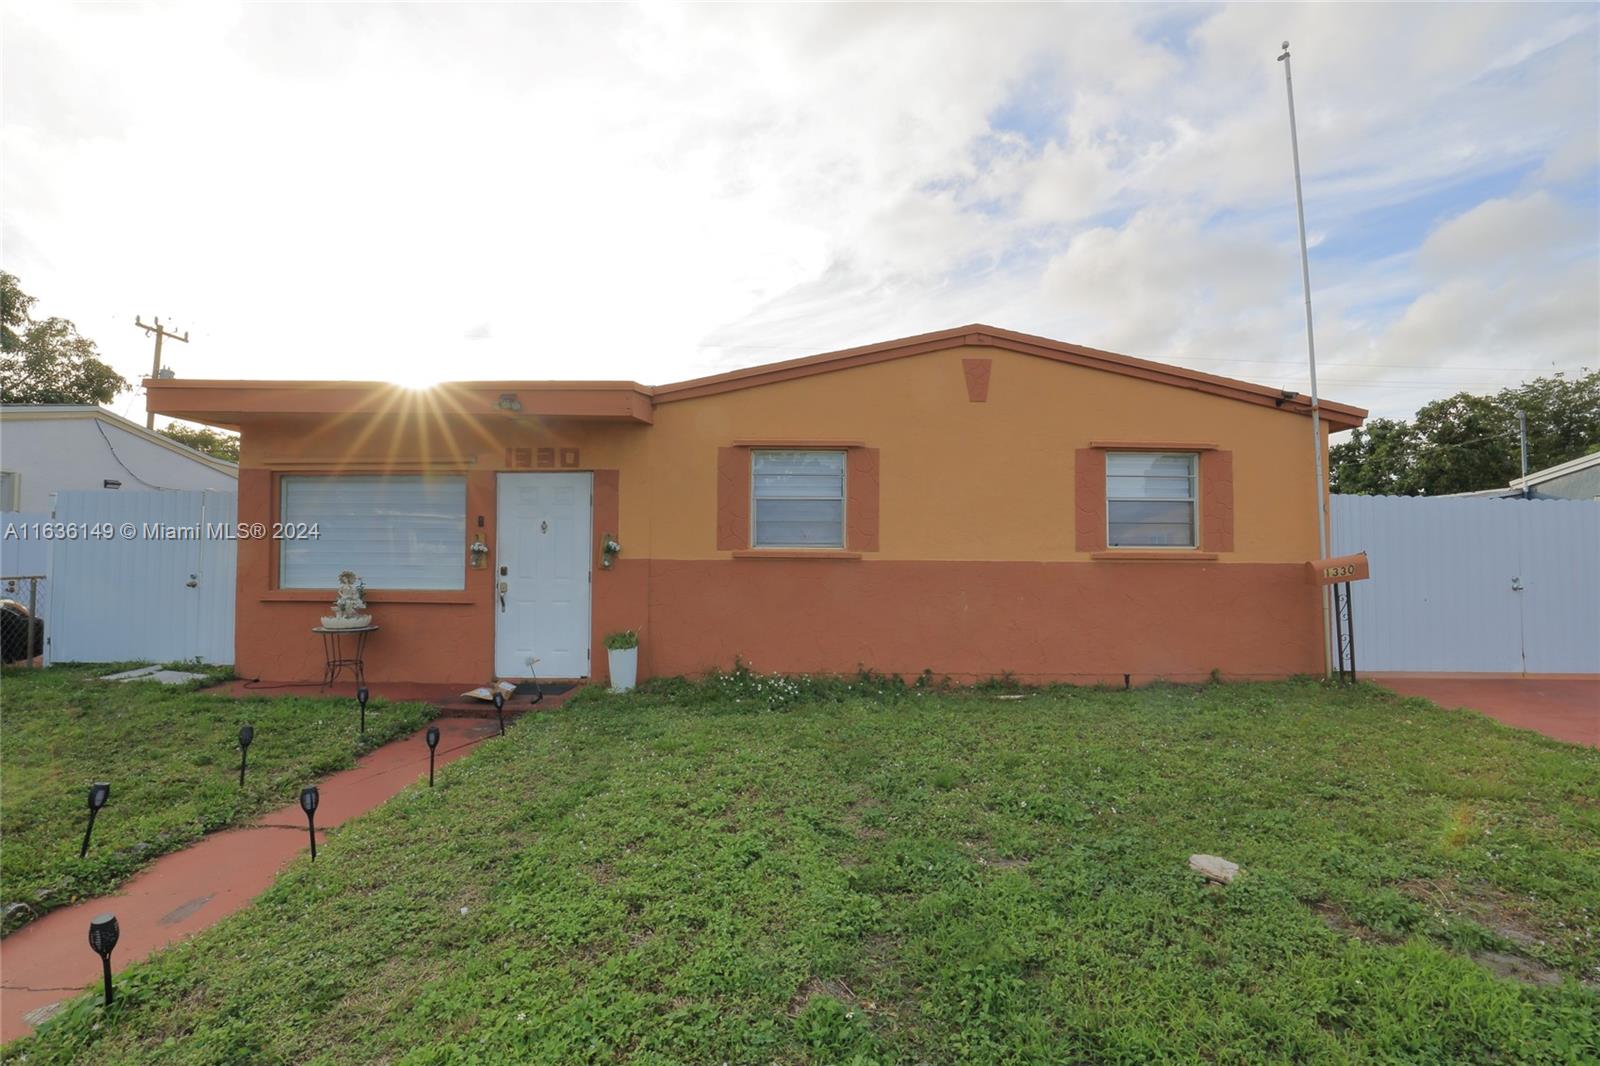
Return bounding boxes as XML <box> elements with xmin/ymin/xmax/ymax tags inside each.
<box><xmin>1278</xmin><ymin>40</ymin><xmax>1333</xmax><ymax>676</ymax></box>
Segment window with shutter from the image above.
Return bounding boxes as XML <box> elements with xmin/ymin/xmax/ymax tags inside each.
<box><xmin>279</xmin><ymin>475</ymin><xmax>466</xmax><ymax>589</ymax></box>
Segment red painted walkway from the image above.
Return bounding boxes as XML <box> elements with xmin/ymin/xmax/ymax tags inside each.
<box><xmin>1376</xmin><ymin>677</ymin><xmax>1599</xmax><ymax>748</ymax></box>
<box><xmin>0</xmin><ymin>708</ymin><xmax>548</xmax><ymax>1043</ymax></box>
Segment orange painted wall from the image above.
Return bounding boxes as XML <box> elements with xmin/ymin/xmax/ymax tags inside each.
<box><xmin>233</xmin><ymin>415</ymin><xmax>650</xmax><ymax>684</ymax></box>
<box><xmin>224</xmin><ymin>342</ymin><xmax>1333</xmax><ymax>684</ymax></box>
<box><xmin>642</xmin><ymin>345</ymin><xmax>1323</xmax><ymax>563</ymax></box>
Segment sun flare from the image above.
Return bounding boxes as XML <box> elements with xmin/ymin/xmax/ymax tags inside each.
<box><xmin>389</xmin><ymin>367</ymin><xmax>443</xmax><ymax>390</ymax></box>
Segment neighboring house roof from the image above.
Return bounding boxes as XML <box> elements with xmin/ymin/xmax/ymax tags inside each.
<box><xmin>1434</xmin><ymin>486</ymin><xmax>1517</xmax><ymax>499</ymax></box>
<box><xmin>145</xmin><ymin>323</ymin><xmax>1368</xmax><ymax>431</ymax></box>
<box><xmin>1509</xmin><ymin>450</ymin><xmax>1600</xmax><ymax>494</ymax></box>
<box><xmin>0</xmin><ymin>405</ymin><xmax>240</xmax><ymax>478</ymax></box>
<box><xmin>1433</xmin><ymin>450</ymin><xmax>1600</xmax><ymax>499</ymax></box>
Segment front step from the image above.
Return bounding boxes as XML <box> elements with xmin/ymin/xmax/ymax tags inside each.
<box><xmin>432</xmin><ymin>687</ymin><xmax>581</xmax><ymax>719</ymax></box>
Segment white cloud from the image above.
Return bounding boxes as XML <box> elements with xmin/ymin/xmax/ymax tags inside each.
<box><xmin>1038</xmin><ymin>208</ymin><xmax>1298</xmax><ymax>362</ymax></box>
<box><xmin>1416</xmin><ymin>192</ymin><xmax>1579</xmax><ymax>278</ymax></box>
<box><xmin>0</xmin><ymin>1</ymin><xmax>1594</xmax><ymax>425</ymax></box>
<box><xmin>1377</xmin><ymin>231</ymin><xmax>1598</xmax><ymax>384</ymax></box>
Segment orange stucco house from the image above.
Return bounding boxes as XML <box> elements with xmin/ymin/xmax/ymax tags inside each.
<box><xmin>147</xmin><ymin>324</ymin><xmax>1365</xmax><ymax>687</ymax></box>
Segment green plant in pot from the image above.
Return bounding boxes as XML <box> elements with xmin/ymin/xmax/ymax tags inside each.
<box><xmin>604</xmin><ymin>630</ymin><xmax>639</xmax><ymax>692</ymax></box>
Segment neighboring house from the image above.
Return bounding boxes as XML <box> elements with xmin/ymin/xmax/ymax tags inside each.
<box><xmin>1437</xmin><ymin>452</ymin><xmax>1600</xmax><ymax>500</ymax></box>
<box><xmin>1507</xmin><ymin>451</ymin><xmax>1600</xmax><ymax>500</ymax></box>
<box><xmin>147</xmin><ymin>324</ymin><xmax>1367</xmax><ymax>686</ymax></box>
<box><xmin>0</xmin><ymin>405</ymin><xmax>238</xmax><ymax>512</ymax></box>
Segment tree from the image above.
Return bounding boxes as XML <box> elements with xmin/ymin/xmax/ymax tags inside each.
<box><xmin>0</xmin><ymin>272</ymin><xmax>129</xmax><ymax>405</ymax></box>
<box><xmin>158</xmin><ymin>423</ymin><xmax>240</xmax><ymax>462</ymax></box>
<box><xmin>1407</xmin><ymin>392</ymin><xmax>1515</xmax><ymax>497</ymax></box>
<box><xmin>1328</xmin><ymin>418</ymin><xmax>1418</xmax><ymax>495</ymax></box>
<box><xmin>1330</xmin><ymin>370</ymin><xmax>1600</xmax><ymax>496</ymax></box>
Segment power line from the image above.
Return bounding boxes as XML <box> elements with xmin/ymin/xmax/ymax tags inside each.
<box><xmin>706</xmin><ymin>343</ymin><xmax>1578</xmax><ymax>377</ymax></box>
<box><xmin>708</xmin><ymin>341</ymin><xmax>1577</xmax><ymax>371</ymax></box>
<box><xmin>93</xmin><ymin>420</ymin><xmax>172</xmax><ymax>490</ymax></box>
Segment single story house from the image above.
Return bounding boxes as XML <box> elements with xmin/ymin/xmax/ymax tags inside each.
<box><xmin>146</xmin><ymin>324</ymin><xmax>1366</xmax><ymax>687</ymax></box>
<box><xmin>0</xmin><ymin>404</ymin><xmax>238</xmax><ymax>512</ymax></box>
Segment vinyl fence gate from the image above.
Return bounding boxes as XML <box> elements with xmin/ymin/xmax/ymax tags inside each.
<box><xmin>1329</xmin><ymin>494</ymin><xmax>1600</xmax><ymax>675</ymax></box>
<box><xmin>43</xmin><ymin>489</ymin><xmax>237</xmax><ymax>665</ymax></box>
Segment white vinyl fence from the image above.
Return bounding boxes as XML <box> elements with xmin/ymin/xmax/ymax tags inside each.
<box><xmin>44</xmin><ymin>490</ymin><xmax>237</xmax><ymax>665</ymax></box>
<box><xmin>1330</xmin><ymin>494</ymin><xmax>1600</xmax><ymax>674</ymax></box>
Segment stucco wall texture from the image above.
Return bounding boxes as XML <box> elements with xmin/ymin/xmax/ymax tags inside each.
<box><xmin>173</xmin><ymin>340</ymin><xmax>1345</xmax><ymax>685</ymax></box>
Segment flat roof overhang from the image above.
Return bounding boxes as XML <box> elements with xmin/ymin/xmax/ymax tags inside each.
<box><xmin>145</xmin><ymin>379</ymin><xmax>654</xmax><ymax>431</ymax></box>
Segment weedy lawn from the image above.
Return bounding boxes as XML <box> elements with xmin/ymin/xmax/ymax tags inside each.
<box><xmin>0</xmin><ymin>665</ymin><xmax>434</xmax><ymax>934</ymax></box>
<box><xmin>5</xmin><ymin>676</ymin><xmax>1598</xmax><ymax>1063</ymax></box>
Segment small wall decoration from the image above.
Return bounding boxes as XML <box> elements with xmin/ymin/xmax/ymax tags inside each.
<box><xmin>322</xmin><ymin>570</ymin><xmax>372</xmax><ymax>629</ymax></box>
<box><xmin>962</xmin><ymin>357</ymin><xmax>992</xmax><ymax>403</ymax></box>
<box><xmin>505</xmin><ymin>446</ymin><xmax>582</xmax><ymax>469</ymax></box>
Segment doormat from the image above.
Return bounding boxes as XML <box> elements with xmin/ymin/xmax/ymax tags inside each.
<box><xmin>515</xmin><ymin>682</ymin><xmax>577</xmax><ymax>697</ymax></box>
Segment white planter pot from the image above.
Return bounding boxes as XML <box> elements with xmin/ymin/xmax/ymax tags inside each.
<box><xmin>608</xmin><ymin>646</ymin><xmax>638</xmax><ymax>692</ymax></box>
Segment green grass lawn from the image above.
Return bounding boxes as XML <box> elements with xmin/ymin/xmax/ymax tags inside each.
<box><xmin>5</xmin><ymin>675</ymin><xmax>1598</xmax><ymax>1063</ymax></box>
<box><xmin>0</xmin><ymin>664</ymin><xmax>434</xmax><ymax>935</ymax></box>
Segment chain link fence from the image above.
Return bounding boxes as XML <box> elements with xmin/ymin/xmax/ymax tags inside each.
<box><xmin>1</xmin><ymin>574</ymin><xmax>47</xmax><ymax>665</ymax></box>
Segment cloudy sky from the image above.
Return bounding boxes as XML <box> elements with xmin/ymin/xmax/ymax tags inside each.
<box><xmin>3</xmin><ymin>2</ymin><xmax>1596</xmax><ymax>425</ymax></box>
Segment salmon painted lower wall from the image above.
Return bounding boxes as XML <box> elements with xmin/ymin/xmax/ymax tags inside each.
<box><xmin>635</xmin><ymin>559</ymin><xmax>1321</xmax><ymax>683</ymax></box>
<box><xmin>234</xmin><ymin>555</ymin><xmax>1319</xmax><ymax>685</ymax></box>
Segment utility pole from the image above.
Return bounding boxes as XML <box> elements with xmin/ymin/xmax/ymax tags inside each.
<box><xmin>1278</xmin><ymin>40</ymin><xmax>1333</xmax><ymax>677</ymax></box>
<box><xmin>135</xmin><ymin>316</ymin><xmax>188</xmax><ymax>429</ymax></box>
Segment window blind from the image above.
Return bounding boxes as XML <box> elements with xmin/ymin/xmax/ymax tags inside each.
<box><xmin>752</xmin><ymin>450</ymin><xmax>845</xmax><ymax>548</ymax></box>
<box><xmin>1106</xmin><ymin>453</ymin><xmax>1197</xmax><ymax>547</ymax></box>
<box><xmin>279</xmin><ymin>475</ymin><xmax>466</xmax><ymax>589</ymax></box>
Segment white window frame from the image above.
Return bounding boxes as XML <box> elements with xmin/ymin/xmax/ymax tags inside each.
<box><xmin>0</xmin><ymin>470</ymin><xmax>18</xmax><ymax>511</ymax></box>
<box><xmin>750</xmin><ymin>449</ymin><xmax>848</xmax><ymax>549</ymax></box>
<box><xmin>1105</xmin><ymin>451</ymin><xmax>1199</xmax><ymax>549</ymax></box>
<box><xmin>278</xmin><ymin>474</ymin><xmax>467</xmax><ymax>590</ymax></box>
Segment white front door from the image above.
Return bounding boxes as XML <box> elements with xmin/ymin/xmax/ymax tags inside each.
<box><xmin>495</xmin><ymin>473</ymin><xmax>592</xmax><ymax>678</ymax></box>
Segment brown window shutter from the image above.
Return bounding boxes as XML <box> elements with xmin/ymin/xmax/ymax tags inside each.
<box><xmin>1200</xmin><ymin>449</ymin><xmax>1234</xmax><ymax>552</ymax></box>
<box><xmin>846</xmin><ymin>447</ymin><xmax>880</xmax><ymax>551</ymax></box>
<box><xmin>1075</xmin><ymin>448</ymin><xmax>1107</xmax><ymax>552</ymax></box>
<box><xmin>716</xmin><ymin>447</ymin><xmax>750</xmax><ymax>550</ymax></box>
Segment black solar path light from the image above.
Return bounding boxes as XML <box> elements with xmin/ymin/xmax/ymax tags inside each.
<box><xmin>88</xmin><ymin>913</ymin><xmax>119</xmax><ymax>1005</ymax></box>
<box><xmin>425</xmin><ymin>725</ymin><xmax>440</xmax><ymax>786</ymax></box>
<box><xmin>357</xmin><ymin>686</ymin><xmax>370</xmax><ymax>735</ymax></box>
<box><xmin>492</xmin><ymin>690</ymin><xmax>506</xmax><ymax>736</ymax></box>
<box><xmin>300</xmin><ymin>786</ymin><xmax>320</xmax><ymax>860</ymax></box>
<box><xmin>80</xmin><ymin>782</ymin><xmax>110</xmax><ymax>858</ymax></box>
<box><xmin>238</xmin><ymin>724</ymin><xmax>255</xmax><ymax>787</ymax></box>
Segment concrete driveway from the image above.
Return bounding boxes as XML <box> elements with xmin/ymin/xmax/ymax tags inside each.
<box><xmin>1376</xmin><ymin>677</ymin><xmax>1599</xmax><ymax>748</ymax></box>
